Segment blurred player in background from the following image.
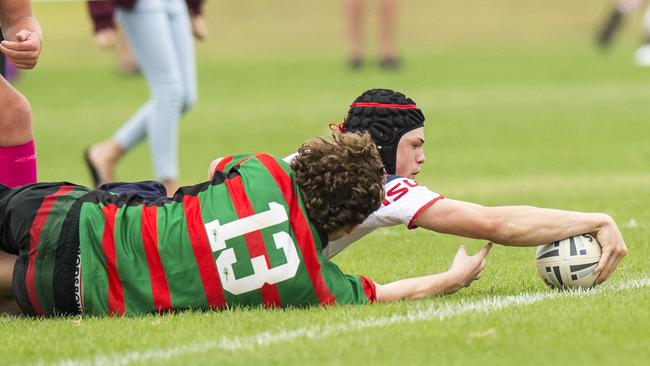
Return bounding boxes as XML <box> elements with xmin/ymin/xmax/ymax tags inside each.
<box><xmin>0</xmin><ymin>133</ymin><xmax>490</xmax><ymax>316</ymax></box>
<box><xmin>343</xmin><ymin>0</ymin><xmax>399</xmax><ymax>69</ymax></box>
<box><xmin>86</xmin><ymin>0</ymin><xmax>206</xmax><ymax>75</ymax></box>
<box><xmin>312</xmin><ymin>89</ymin><xmax>627</xmax><ymax>285</ymax></box>
<box><xmin>595</xmin><ymin>0</ymin><xmax>650</xmax><ymax>65</ymax></box>
<box><xmin>0</xmin><ymin>0</ymin><xmax>42</xmax><ymax>188</ymax></box>
<box><xmin>86</xmin><ymin>0</ymin><xmax>139</xmax><ymax>76</ymax></box>
<box><xmin>85</xmin><ymin>0</ymin><xmax>206</xmax><ymax>196</ymax></box>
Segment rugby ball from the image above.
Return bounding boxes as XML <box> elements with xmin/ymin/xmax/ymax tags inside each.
<box><xmin>535</xmin><ymin>234</ymin><xmax>601</xmax><ymax>289</ymax></box>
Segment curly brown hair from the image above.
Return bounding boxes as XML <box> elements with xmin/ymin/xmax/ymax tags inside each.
<box><xmin>291</xmin><ymin>132</ymin><xmax>385</xmax><ymax>236</ymax></box>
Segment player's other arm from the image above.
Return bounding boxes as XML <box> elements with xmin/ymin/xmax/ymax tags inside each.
<box><xmin>0</xmin><ymin>0</ymin><xmax>42</xmax><ymax>69</ymax></box>
<box><xmin>207</xmin><ymin>157</ymin><xmax>224</xmax><ymax>179</ymax></box>
<box><xmin>375</xmin><ymin>242</ymin><xmax>491</xmax><ymax>302</ymax></box>
<box><xmin>414</xmin><ymin>198</ymin><xmax>627</xmax><ymax>284</ymax></box>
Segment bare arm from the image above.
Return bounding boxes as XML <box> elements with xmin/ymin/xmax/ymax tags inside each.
<box><xmin>376</xmin><ymin>242</ymin><xmax>491</xmax><ymax>302</ymax></box>
<box><xmin>0</xmin><ymin>0</ymin><xmax>42</xmax><ymax>69</ymax></box>
<box><xmin>413</xmin><ymin>198</ymin><xmax>627</xmax><ymax>284</ymax></box>
<box><xmin>207</xmin><ymin>158</ymin><xmax>223</xmax><ymax>179</ymax></box>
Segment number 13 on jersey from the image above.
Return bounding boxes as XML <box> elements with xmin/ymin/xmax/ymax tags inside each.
<box><xmin>203</xmin><ymin>202</ymin><xmax>301</xmax><ymax>295</ymax></box>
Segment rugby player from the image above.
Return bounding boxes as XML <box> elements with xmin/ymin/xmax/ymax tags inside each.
<box><xmin>0</xmin><ymin>0</ymin><xmax>42</xmax><ymax>188</ymax></box>
<box><xmin>0</xmin><ymin>133</ymin><xmax>490</xmax><ymax>317</ymax></box>
<box><xmin>312</xmin><ymin>89</ymin><xmax>627</xmax><ymax>285</ymax></box>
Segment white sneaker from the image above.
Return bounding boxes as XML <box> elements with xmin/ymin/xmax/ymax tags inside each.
<box><xmin>634</xmin><ymin>44</ymin><xmax>650</xmax><ymax>66</ymax></box>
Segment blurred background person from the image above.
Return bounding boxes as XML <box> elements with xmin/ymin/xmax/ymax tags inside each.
<box><xmin>87</xmin><ymin>0</ymin><xmax>207</xmax><ymax>75</ymax></box>
<box><xmin>0</xmin><ymin>0</ymin><xmax>42</xmax><ymax>187</ymax></box>
<box><xmin>87</xmin><ymin>0</ymin><xmax>139</xmax><ymax>76</ymax></box>
<box><xmin>343</xmin><ymin>0</ymin><xmax>400</xmax><ymax>69</ymax></box>
<box><xmin>85</xmin><ymin>0</ymin><xmax>206</xmax><ymax>196</ymax></box>
<box><xmin>595</xmin><ymin>0</ymin><xmax>650</xmax><ymax>65</ymax></box>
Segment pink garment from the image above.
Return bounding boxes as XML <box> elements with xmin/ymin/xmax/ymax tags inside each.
<box><xmin>0</xmin><ymin>140</ymin><xmax>37</xmax><ymax>187</ymax></box>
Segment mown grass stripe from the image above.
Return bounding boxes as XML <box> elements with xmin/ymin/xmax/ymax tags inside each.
<box><xmin>41</xmin><ymin>278</ymin><xmax>650</xmax><ymax>366</ymax></box>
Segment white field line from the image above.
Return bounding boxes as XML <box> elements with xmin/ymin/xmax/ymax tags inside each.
<box><xmin>40</xmin><ymin>278</ymin><xmax>650</xmax><ymax>366</ymax></box>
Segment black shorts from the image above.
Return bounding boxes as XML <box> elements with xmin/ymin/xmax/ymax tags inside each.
<box><xmin>0</xmin><ymin>183</ymin><xmax>86</xmax><ymax>316</ymax></box>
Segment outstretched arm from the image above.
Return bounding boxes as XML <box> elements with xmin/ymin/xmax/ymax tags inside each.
<box><xmin>413</xmin><ymin>198</ymin><xmax>627</xmax><ymax>284</ymax></box>
<box><xmin>375</xmin><ymin>242</ymin><xmax>491</xmax><ymax>302</ymax></box>
<box><xmin>0</xmin><ymin>0</ymin><xmax>42</xmax><ymax>69</ymax></box>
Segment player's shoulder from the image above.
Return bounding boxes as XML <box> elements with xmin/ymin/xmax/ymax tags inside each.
<box><xmin>223</xmin><ymin>152</ymin><xmax>288</xmax><ymax>170</ymax></box>
<box><xmin>382</xmin><ymin>175</ymin><xmax>427</xmax><ymax>202</ymax></box>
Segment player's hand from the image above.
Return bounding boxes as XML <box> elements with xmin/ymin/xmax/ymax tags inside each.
<box><xmin>0</xmin><ymin>29</ymin><xmax>42</xmax><ymax>69</ymax></box>
<box><xmin>94</xmin><ymin>28</ymin><xmax>117</xmax><ymax>49</ymax></box>
<box><xmin>191</xmin><ymin>15</ymin><xmax>207</xmax><ymax>41</ymax></box>
<box><xmin>446</xmin><ymin>242</ymin><xmax>492</xmax><ymax>293</ymax></box>
<box><xmin>593</xmin><ymin>216</ymin><xmax>628</xmax><ymax>284</ymax></box>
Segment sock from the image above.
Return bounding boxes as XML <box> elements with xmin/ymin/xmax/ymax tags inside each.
<box><xmin>0</xmin><ymin>140</ymin><xmax>37</xmax><ymax>187</ymax></box>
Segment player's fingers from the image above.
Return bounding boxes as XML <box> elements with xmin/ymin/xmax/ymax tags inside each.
<box><xmin>5</xmin><ymin>56</ymin><xmax>37</xmax><ymax>69</ymax></box>
<box><xmin>15</xmin><ymin>30</ymin><xmax>33</xmax><ymax>42</ymax></box>
<box><xmin>0</xmin><ymin>45</ymin><xmax>37</xmax><ymax>61</ymax></box>
<box><xmin>5</xmin><ymin>52</ymin><xmax>38</xmax><ymax>62</ymax></box>
<box><xmin>593</xmin><ymin>250</ymin><xmax>611</xmax><ymax>276</ymax></box>
<box><xmin>477</xmin><ymin>242</ymin><xmax>493</xmax><ymax>259</ymax></box>
<box><xmin>0</xmin><ymin>39</ymin><xmax>38</xmax><ymax>52</ymax></box>
<box><xmin>13</xmin><ymin>62</ymin><xmax>36</xmax><ymax>70</ymax></box>
<box><xmin>478</xmin><ymin>258</ymin><xmax>487</xmax><ymax>272</ymax></box>
<box><xmin>456</xmin><ymin>245</ymin><xmax>467</xmax><ymax>256</ymax></box>
<box><xmin>595</xmin><ymin>259</ymin><xmax>616</xmax><ymax>285</ymax></box>
<box><xmin>595</xmin><ymin>247</ymin><xmax>627</xmax><ymax>284</ymax></box>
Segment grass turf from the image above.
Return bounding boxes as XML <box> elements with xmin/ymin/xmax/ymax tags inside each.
<box><xmin>1</xmin><ymin>0</ymin><xmax>649</xmax><ymax>364</ymax></box>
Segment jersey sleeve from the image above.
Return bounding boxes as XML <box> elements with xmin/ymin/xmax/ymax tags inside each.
<box><xmin>210</xmin><ymin>153</ymin><xmax>256</xmax><ymax>177</ymax></box>
<box><xmin>324</xmin><ymin>176</ymin><xmax>444</xmax><ymax>258</ymax></box>
<box><xmin>282</xmin><ymin>152</ymin><xmax>298</xmax><ymax>165</ymax></box>
<box><xmin>320</xmin><ymin>260</ymin><xmax>376</xmax><ymax>305</ymax></box>
<box><xmin>376</xmin><ymin>176</ymin><xmax>444</xmax><ymax>229</ymax></box>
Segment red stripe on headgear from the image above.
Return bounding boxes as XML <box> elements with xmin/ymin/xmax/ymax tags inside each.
<box><xmin>350</xmin><ymin>102</ymin><xmax>419</xmax><ymax>109</ymax></box>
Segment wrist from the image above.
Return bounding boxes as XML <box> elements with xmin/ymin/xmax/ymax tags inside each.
<box><xmin>441</xmin><ymin>270</ymin><xmax>464</xmax><ymax>294</ymax></box>
<box><xmin>593</xmin><ymin>213</ymin><xmax>614</xmax><ymax>231</ymax></box>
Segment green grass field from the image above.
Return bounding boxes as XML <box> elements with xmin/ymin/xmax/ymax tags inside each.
<box><xmin>2</xmin><ymin>0</ymin><xmax>650</xmax><ymax>365</ymax></box>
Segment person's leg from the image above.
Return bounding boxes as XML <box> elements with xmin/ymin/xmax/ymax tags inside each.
<box><xmin>121</xmin><ymin>0</ymin><xmax>183</xmax><ymax>194</ymax></box>
<box><xmin>0</xmin><ymin>76</ymin><xmax>37</xmax><ymax>187</ymax></box>
<box><xmin>115</xmin><ymin>25</ymin><xmax>140</xmax><ymax>75</ymax></box>
<box><xmin>343</xmin><ymin>0</ymin><xmax>365</xmax><ymax>68</ymax></box>
<box><xmin>168</xmin><ymin>0</ymin><xmax>198</xmax><ymax>114</ymax></box>
<box><xmin>0</xmin><ymin>251</ymin><xmax>19</xmax><ymax>315</ymax></box>
<box><xmin>0</xmin><ymin>250</ymin><xmax>16</xmax><ymax>298</ymax></box>
<box><xmin>88</xmin><ymin>0</ymin><xmax>184</xmax><ymax>193</ymax></box>
<box><xmin>160</xmin><ymin>0</ymin><xmax>198</xmax><ymax>195</ymax></box>
<box><xmin>378</xmin><ymin>0</ymin><xmax>399</xmax><ymax>68</ymax></box>
<box><xmin>634</xmin><ymin>4</ymin><xmax>650</xmax><ymax>66</ymax></box>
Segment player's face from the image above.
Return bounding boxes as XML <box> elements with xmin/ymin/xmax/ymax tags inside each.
<box><xmin>395</xmin><ymin>127</ymin><xmax>426</xmax><ymax>179</ymax></box>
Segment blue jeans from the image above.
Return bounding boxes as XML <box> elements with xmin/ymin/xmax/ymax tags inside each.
<box><xmin>114</xmin><ymin>0</ymin><xmax>198</xmax><ymax>181</ymax></box>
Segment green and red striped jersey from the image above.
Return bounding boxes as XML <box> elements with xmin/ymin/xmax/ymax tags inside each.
<box><xmin>9</xmin><ymin>183</ymin><xmax>91</xmax><ymax>316</ymax></box>
<box><xmin>79</xmin><ymin>153</ymin><xmax>376</xmax><ymax>316</ymax></box>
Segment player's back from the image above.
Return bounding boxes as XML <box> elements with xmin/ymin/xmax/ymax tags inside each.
<box><xmin>77</xmin><ymin>153</ymin><xmax>372</xmax><ymax>316</ymax></box>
